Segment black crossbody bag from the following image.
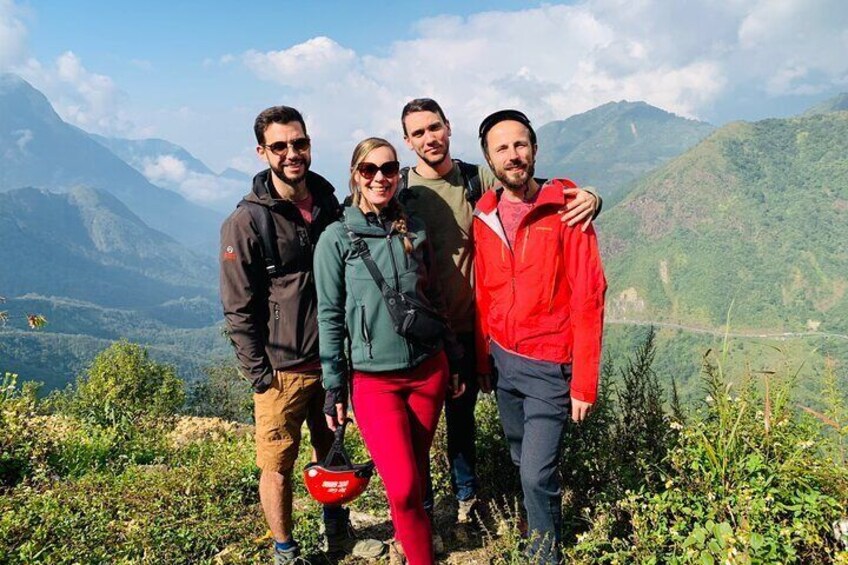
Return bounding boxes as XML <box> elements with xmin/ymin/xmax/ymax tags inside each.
<box><xmin>345</xmin><ymin>226</ymin><xmax>447</xmax><ymax>346</ymax></box>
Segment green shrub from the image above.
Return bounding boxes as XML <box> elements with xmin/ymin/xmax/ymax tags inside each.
<box><xmin>0</xmin><ymin>373</ymin><xmax>44</xmax><ymax>486</ymax></box>
<box><xmin>69</xmin><ymin>340</ymin><xmax>184</xmax><ymax>429</ymax></box>
<box><xmin>569</xmin><ymin>351</ymin><xmax>848</xmax><ymax>564</ymax></box>
<box><xmin>558</xmin><ymin>329</ymin><xmax>678</xmax><ymax>542</ymax></box>
<box><xmin>0</xmin><ymin>428</ymin><xmax>261</xmax><ymax>564</ymax></box>
<box><xmin>4</xmin><ymin>332</ymin><xmax>846</xmax><ymax>563</ymax></box>
<box><xmin>185</xmin><ymin>360</ymin><xmax>253</xmax><ymax>423</ymax></box>
<box><xmin>475</xmin><ymin>393</ymin><xmax>520</xmax><ymax>498</ymax></box>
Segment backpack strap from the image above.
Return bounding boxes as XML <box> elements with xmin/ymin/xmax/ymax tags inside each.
<box><xmin>397</xmin><ymin>161</ymin><xmax>481</xmax><ymax>205</ymax></box>
<box><xmin>238</xmin><ymin>199</ymin><xmax>282</xmax><ymax>277</ymax></box>
<box><xmin>397</xmin><ymin>166</ymin><xmax>412</xmax><ymax>205</ymax></box>
<box><xmin>455</xmin><ymin>159</ymin><xmax>482</xmax><ymax>205</ymax></box>
<box><xmin>344</xmin><ymin>224</ymin><xmax>392</xmax><ymax>293</ymax></box>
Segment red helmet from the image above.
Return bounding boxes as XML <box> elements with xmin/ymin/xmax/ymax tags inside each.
<box><xmin>303</xmin><ymin>419</ymin><xmax>375</xmax><ymax>506</ymax></box>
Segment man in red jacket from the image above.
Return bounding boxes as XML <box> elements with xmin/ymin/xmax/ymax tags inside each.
<box><xmin>473</xmin><ymin>109</ymin><xmax>607</xmax><ymax>563</ymax></box>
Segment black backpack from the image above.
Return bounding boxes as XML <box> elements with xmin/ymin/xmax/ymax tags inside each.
<box><xmin>237</xmin><ymin>200</ymin><xmax>284</xmax><ymax>278</ymax></box>
<box><xmin>398</xmin><ymin>159</ymin><xmax>483</xmax><ymax>206</ymax></box>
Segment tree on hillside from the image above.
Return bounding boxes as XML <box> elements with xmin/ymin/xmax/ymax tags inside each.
<box><xmin>69</xmin><ymin>340</ymin><xmax>184</xmax><ymax>428</ymax></box>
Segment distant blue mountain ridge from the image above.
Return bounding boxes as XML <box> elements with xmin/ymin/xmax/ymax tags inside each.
<box><xmin>88</xmin><ymin>133</ymin><xmax>252</xmax><ymax>215</ymax></box>
<box><xmin>0</xmin><ymin>73</ymin><xmax>223</xmax><ymax>255</ymax></box>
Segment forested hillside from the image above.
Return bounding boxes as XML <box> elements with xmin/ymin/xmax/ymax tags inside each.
<box><xmin>535</xmin><ymin>101</ymin><xmax>714</xmax><ymax>205</ymax></box>
<box><xmin>600</xmin><ymin>112</ymin><xmax>848</xmax><ymax>336</ymax></box>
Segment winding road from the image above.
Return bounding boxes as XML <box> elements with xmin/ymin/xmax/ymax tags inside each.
<box><xmin>607</xmin><ymin>319</ymin><xmax>848</xmax><ymax>342</ymax></box>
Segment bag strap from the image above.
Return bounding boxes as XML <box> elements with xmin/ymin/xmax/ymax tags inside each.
<box><xmin>344</xmin><ymin>224</ymin><xmax>392</xmax><ymax>293</ymax></box>
<box><xmin>238</xmin><ymin>199</ymin><xmax>282</xmax><ymax>277</ymax></box>
<box><xmin>397</xmin><ymin>161</ymin><xmax>481</xmax><ymax>206</ymax></box>
<box><xmin>321</xmin><ymin>418</ymin><xmax>355</xmax><ymax>469</ymax></box>
<box><xmin>397</xmin><ymin>166</ymin><xmax>412</xmax><ymax>205</ymax></box>
<box><xmin>455</xmin><ymin>159</ymin><xmax>482</xmax><ymax>205</ymax></box>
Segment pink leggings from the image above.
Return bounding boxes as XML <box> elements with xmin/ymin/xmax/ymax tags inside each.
<box><xmin>352</xmin><ymin>352</ymin><xmax>448</xmax><ymax>565</ymax></box>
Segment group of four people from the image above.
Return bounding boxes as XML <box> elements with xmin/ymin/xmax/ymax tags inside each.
<box><xmin>220</xmin><ymin>99</ymin><xmax>607</xmax><ymax>565</ymax></box>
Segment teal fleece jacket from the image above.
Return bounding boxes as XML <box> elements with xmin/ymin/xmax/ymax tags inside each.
<box><xmin>314</xmin><ymin>204</ymin><xmax>455</xmax><ymax>391</ymax></box>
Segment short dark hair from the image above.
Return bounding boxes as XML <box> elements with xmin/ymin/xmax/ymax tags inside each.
<box><xmin>254</xmin><ymin>106</ymin><xmax>307</xmax><ymax>145</ymax></box>
<box><xmin>479</xmin><ymin>109</ymin><xmax>537</xmax><ymax>154</ymax></box>
<box><xmin>401</xmin><ymin>98</ymin><xmax>448</xmax><ymax>135</ymax></box>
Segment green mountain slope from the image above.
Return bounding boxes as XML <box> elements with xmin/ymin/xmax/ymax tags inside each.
<box><xmin>0</xmin><ymin>326</ymin><xmax>228</xmax><ymax>392</ymax></box>
<box><xmin>0</xmin><ymin>186</ymin><xmax>224</xmax><ymax>391</ymax></box>
<box><xmin>0</xmin><ymin>293</ymin><xmax>227</xmax><ymax>392</ymax></box>
<box><xmin>535</xmin><ymin>101</ymin><xmax>714</xmax><ymax>205</ymax></box>
<box><xmin>802</xmin><ymin>92</ymin><xmax>848</xmax><ymax>116</ymax></box>
<box><xmin>0</xmin><ymin>186</ymin><xmax>215</xmax><ymax>307</ymax></box>
<box><xmin>599</xmin><ymin>112</ymin><xmax>848</xmax><ymax>334</ymax></box>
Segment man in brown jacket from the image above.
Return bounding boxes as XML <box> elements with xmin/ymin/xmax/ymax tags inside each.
<box><xmin>220</xmin><ymin>106</ymin><xmax>382</xmax><ymax>564</ymax></box>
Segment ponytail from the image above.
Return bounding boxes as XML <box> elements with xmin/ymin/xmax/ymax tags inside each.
<box><xmin>386</xmin><ymin>199</ymin><xmax>414</xmax><ymax>254</ymax></box>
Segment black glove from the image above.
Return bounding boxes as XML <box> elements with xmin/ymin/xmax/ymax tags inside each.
<box><xmin>323</xmin><ymin>387</ymin><xmax>347</xmax><ymax>417</ymax></box>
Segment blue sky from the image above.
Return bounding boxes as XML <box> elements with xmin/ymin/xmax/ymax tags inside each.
<box><xmin>2</xmin><ymin>0</ymin><xmax>847</xmax><ymax>209</ymax></box>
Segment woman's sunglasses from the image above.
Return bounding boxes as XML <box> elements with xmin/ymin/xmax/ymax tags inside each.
<box><xmin>356</xmin><ymin>161</ymin><xmax>400</xmax><ymax>179</ymax></box>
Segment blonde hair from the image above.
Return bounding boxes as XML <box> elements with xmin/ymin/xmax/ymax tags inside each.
<box><xmin>349</xmin><ymin>137</ymin><xmax>413</xmax><ymax>254</ymax></box>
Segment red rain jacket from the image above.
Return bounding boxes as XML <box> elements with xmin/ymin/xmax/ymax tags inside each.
<box><xmin>473</xmin><ymin>179</ymin><xmax>607</xmax><ymax>403</ymax></box>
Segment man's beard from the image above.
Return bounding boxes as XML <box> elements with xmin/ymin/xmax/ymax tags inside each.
<box><xmin>417</xmin><ymin>140</ymin><xmax>449</xmax><ymax>168</ymax></box>
<box><xmin>270</xmin><ymin>156</ymin><xmax>310</xmax><ymax>186</ymax></box>
<box><xmin>420</xmin><ymin>150</ymin><xmax>448</xmax><ymax>168</ymax></box>
<box><xmin>496</xmin><ymin>160</ymin><xmax>535</xmax><ymax>193</ymax></box>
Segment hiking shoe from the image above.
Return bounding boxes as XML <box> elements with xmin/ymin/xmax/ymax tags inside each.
<box><xmin>457</xmin><ymin>496</ymin><xmax>478</xmax><ymax>524</ymax></box>
<box><xmin>273</xmin><ymin>542</ymin><xmax>310</xmax><ymax>565</ymax></box>
<box><xmin>323</xmin><ymin>508</ymin><xmax>386</xmax><ymax>558</ymax></box>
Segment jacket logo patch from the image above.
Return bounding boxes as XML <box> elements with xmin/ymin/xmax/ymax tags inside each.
<box><xmin>223</xmin><ymin>245</ymin><xmax>237</xmax><ymax>261</ymax></box>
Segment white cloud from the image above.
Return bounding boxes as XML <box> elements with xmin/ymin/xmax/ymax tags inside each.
<box><xmin>243</xmin><ymin>37</ymin><xmax>357</xmax><ymax>88</ymax></box>
<box><xmin>237</xmin><ymin>0</ymin><xmax>848</xmax><ymax>173</ymax></box>
<box><xmin>176</xmin><ymin>172</ymin><xmax>244</xmax><ymax>207</ymax></box>
<box><xmin>227</xmin><ymin>151</ymin><xmax>262</xmax><ymax>176</ymax></box>
<box><xmin>13</xmin><ymin>128</ymin><xmax>32</xmax><ymax>152</ymax></box>
<box><xmin>143</xmin><ymin>155</ymin><xmax>188</xmax><ymax>184</ymax></box>
<box><xmin>4</xmin><ymin>0</ymin><xmax>848</xmax><ymax>189</ymax></box>
<box><xmin>136</xmin><ymin>154</ymin><xmax>245</xmax><ymax>208</ymax></box>
<box><xmin>0</xmin><ymin>0</ymin><xmax>28</xmax><ymax>70</ymax></box>
<box><xmin>734</xmin><ymin>0</ymin><xmax>848</xmax><ymax>95</ymax></box>
<box><xmin>17</xmin><ymin>51</ymin><xmax>135</xmax><ymax>136</ymax></box>
<box><xmin>238</xmin><ymin>3</ymin><xmax>728</xmax><ymax>168</ymax></box>
<box><xmin>203</xmin><ymin>54</ymin><xmax>235</xmax><ymax>68</ymax></box>
<box><xmin>2</xmin><ymin>1</ymin><xmax>139</xmax><ymax>137</ymax></box>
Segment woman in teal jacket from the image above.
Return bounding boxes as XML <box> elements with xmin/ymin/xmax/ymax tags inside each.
<box><xmin>314</xmin><ymin>137</ymin><xmax>461</xmax><ymax>565</ymax></box>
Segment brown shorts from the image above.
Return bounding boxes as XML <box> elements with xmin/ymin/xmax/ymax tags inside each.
<box><xmin>253</xmin><ymin>369</ymin><xmax>334</xmax><ymax>473</ymax></box>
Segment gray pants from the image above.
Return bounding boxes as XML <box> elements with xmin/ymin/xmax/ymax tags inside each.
<box><xmin>490</xmin><ymin>341</ymin><xmax>571</xmax><ymax>564</ymax></box>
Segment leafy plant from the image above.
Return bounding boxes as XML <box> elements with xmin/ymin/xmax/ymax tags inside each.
<box><xmin>0</xmin><ymin>373</ymin><xmax>43</xmax><ymax>487</ymax></box>
<box><xmin>569</xmin><ymin>348</ymin><xmax>848</xmax><ymax>564</ymax></box>
<box><xmin>68</xmin><ymin>340</ymin><xmax>184</xmax><ymax>429</ymax></box>
<box><xmin>185</xmin><ymin>360</ymin><xmax>253</xmax><ymax>423</ymax></box>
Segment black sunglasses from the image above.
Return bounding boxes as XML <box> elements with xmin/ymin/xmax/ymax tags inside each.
<box><xmin>263</xmin><ymin>137</ymin><xmax>311</xmax><ymax>155</ymax></box>
<box><xmin>356</xmin><ymin>161</ymin><xmax>400</xmax><ymax>179</ymax></box>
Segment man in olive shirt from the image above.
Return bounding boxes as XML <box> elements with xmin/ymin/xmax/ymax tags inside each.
<box><xmin>398</xmin><ymin>98</ymin><xmax>600</xmax><ymax>534</ymax></box>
